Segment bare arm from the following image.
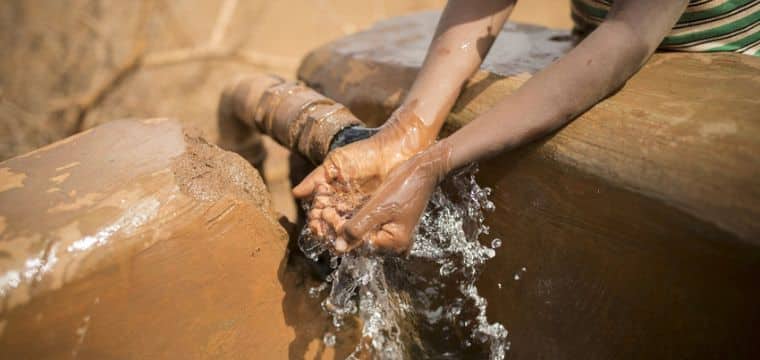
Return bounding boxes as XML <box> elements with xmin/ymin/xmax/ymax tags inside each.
<box><xmin>293</xmin><ymin>0</ymin><xmax>516</xmax><ymax>248</ymax></box>
<box><xmin>443</xmin><ymin>0</ymin><xmax>688</xmax><ymax>170</ymax></box>
<box><xmin>340</xmin><ymin>0</ymin><xmax>690</xmax><ymax>252</ymax></box>
<box><xmin>399</xmin><ymin>0</ymin><xmax>516</xmax><ymax>140</ymax></box>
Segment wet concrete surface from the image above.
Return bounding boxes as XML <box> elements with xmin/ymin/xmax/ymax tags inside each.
<box><xmin>476</xmin><ymin>145</ymin><xmax>760</xmax><ymax>359</ymax></box>
<box><xmin>0</xmin><ymin>118</ymin><xmax>353</xmax><ymax>359</ymax></box>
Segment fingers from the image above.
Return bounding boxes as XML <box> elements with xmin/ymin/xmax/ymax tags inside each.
<box><xmin>307</xmin><ymin>202</ymin><xmax>349</xmax><ymax>248</ymax></box>
<box><xmin>308</xmin><ymin>193</ymin><xmax>415</xmax><ymax>254</ymax></box>
<box><xmin>340</xmin><ymin>200</ymin><xmax>397</xmax><ymax>251</ymax></box>
<box><xmin>321</xmin><ymin>207</ymin><xmax>346</xmax><ymax>233</ymax></box>
<box><xmin>336</xmin><ymin>222</ymin><xmax>411</xmax><ymax>254</ymax></box>
<box><xmin>313</xmin><ymin>195</ymin><xmax>330</xmax><ymax>209</ymax></box>
<box><xmin>334</xmin><ymin>236</ymin><xmax>349</xmax><ymax>252</ymax></box>
<box><xmin>292</xmin><ymin>166</ymin><xmax>326</xmax><ymax>198</ymax></box>
<box><xmin>308</xmin><ymin>219</ymin><xmax>326</xmax><ymax>238</ymax></box>
<box><xmin>369</xmin><ymin>223</ymin><xmax>409</xmax><ymax>253</ymax></box>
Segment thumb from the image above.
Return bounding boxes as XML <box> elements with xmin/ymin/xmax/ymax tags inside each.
<box><xmin>340</xmin><ymin>201</ymin><xmax>397</xmax><ymax>251</ymax></box>
<box><xmin>292</xmin><ymin>166</ymin><xmax>325</xmax><ymax>199</ymax></box>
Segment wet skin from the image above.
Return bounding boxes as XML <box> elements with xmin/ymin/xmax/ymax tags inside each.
<box><xmin>296</xmin><ymin>0</ymin><xmax>688</xmax><ymax>253</ymax></box>
<box><xmin>292</xmin><ymin>106</ymin><xmax>433</xmax><ymax>250</ymax></box>
<box><xmin>340</xmin><ymin>141</ymin><xmax>452</xmax><ymax>253</ymax></box>
<box><xmin>293</xmin><ymin>0</ymin><xmax>515</xmax><ymax>251</ymax></box>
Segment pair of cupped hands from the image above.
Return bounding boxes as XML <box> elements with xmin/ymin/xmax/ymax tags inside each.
<box><xmin>292</xmin><ymin>105</ymin><xmax>451</xmax><ymax>255</ymax></box>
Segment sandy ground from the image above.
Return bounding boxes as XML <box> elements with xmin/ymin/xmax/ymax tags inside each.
<box><xmin>0</xmin><ymin>0</ymin><xmax>571</xmax><ymax>221</ymax></box>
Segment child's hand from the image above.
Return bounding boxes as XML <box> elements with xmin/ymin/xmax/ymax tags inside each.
<box><xmin>337</xmin><ymin>142</ymin><xmax>452</xmax><ymax>253</ymax></box>
<box><xmin>292</xmin><ymin>105</ymin><xmax>434</xmax><ymax>247</ymax></box>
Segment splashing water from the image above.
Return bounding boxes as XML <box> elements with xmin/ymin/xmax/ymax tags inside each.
<box><xmin>299</xmin><ymin>165</ymin><xmax>507</xmax><ymax>359</ymax></box>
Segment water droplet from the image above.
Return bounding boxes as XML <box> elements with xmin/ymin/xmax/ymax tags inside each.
<box><xmin>323</xmin><ymin>332</ymin><xmax>336</xmax><ymax>347</ymax></box>
<box><xmin>309</xmin><ymin>283</ymin><xmax>327</xmax><ymax>298</ymax></box>
<box><xmin>491</xmin><ymin>238</ymin><xmax>502</xmax><ymax>249</ymax></box>
<box><xmin>439</xmin><ymin>262</ymin><xmax>457</xmax><ymax>276</ymax></box>
<box><xmin>514</xmin><ymin>273</ymin><xmax>521</xmax><ymax>281</ymax></box>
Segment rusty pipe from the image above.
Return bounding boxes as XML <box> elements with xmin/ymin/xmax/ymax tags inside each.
<box><xmin>218</xmin><ymin>74</ymin><xmax>376</xmax><ymax>164</ymax></box>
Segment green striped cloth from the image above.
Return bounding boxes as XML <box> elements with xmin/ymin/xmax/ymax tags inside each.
<box><xmin>571</xmin><ymin>0</ymin><xmax>760</xmax><ymax>56</ymax></box>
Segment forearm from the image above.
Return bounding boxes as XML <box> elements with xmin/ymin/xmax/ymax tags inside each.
<box><xmin>442</xmin><ymin>0</ymin><xmax>687</xmax><ymax>170</ymax></box>
<box><xmin>398</xmin><ymin>0</ymin><xmax>515</xmax><ymax>137</ymax></box>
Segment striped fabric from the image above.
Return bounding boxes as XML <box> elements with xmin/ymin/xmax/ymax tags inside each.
<box><xmin>571</xmin><ymin>0</ymin><xmax>760</xmax><ymax>56</ymax></box>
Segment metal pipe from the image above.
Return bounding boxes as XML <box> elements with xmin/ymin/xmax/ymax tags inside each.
<box><xmin>218</xmin><ymin>74</ymin><xmax>374</xmax><ymax>164</ymax></box>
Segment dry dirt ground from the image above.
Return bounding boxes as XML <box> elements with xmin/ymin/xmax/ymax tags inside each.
<box><xmin>0</xmin><ymin>0</ymin><xmax>570</xmax><ymax>220</ymax></box>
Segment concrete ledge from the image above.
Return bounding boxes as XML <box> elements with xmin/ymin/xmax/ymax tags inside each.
<box><xmin>0</xmin><ymin>119</ymin><xmax>336</xmax><ymax>358</ymax></box>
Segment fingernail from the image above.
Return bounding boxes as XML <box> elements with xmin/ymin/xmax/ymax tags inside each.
<box><xmin>335</xmin><ymin>238</ymin><xmax>347</xmax><ymax>252</ymax></box>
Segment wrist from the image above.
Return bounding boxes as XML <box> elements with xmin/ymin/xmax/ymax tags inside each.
<box><xmin>416</xmin><ymin>140</ymin><xmax>453</xmax><ymax>183</ymax></box>
<box><xmin>379</xmin><ymin>103</ymin><xmax>438</xmax><ymax>153</ymax></box>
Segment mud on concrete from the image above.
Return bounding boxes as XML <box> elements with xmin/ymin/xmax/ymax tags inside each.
<box><xmin>172</xmin><ymin>132</ymin><xmax>271</xmax><ymax>212</ymax></box>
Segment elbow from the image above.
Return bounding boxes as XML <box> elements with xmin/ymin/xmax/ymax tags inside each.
<box><xmin>584</xmin><ymin>20</ymin><xmax>655</xmax><ymax>101</ymax></box>
<box><xmin>608</xmin><ymin>20</ymin><xmax>657</xmax><ymax>71</ymax></box>
<box><xmin>624</xmin><ymin>32</ymin><xmax>654</xmax><ymax>70</ymax></box>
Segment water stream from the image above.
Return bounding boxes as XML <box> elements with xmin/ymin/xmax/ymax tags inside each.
<box><xmin>299</xmin><ymin>165</ymin><xmax>507</xmax><ymax>359</ymax></box>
